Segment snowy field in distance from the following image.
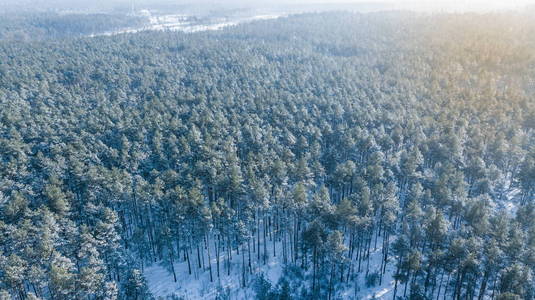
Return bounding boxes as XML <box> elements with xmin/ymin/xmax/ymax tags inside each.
<box><xmin>90</xmin><ymin>10</ymin><xmax>288</xmax><ymax>37</ymax></box>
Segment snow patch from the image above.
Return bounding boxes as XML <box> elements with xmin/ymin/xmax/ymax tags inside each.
<box><xmin>90</xmin><ymin>13</ymin><xmax>287</xmax><ymax>37</ymax></box>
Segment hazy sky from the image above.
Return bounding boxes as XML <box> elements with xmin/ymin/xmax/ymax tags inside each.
<box><xmin>268</xmin><ymin>0</ymin><xmax>535</xmax><ymax>11</ymax></box>
<box><xmin>382</xmin><ymin>0</ymin><xmax>535</xmax><ymax>11</ymax></box>
<box><xmin>2</xmin><ymin>0</ymin><xmax>535</xmax><ymax>13</ymax></box>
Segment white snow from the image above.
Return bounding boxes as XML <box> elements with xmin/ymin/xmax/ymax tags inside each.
<box><xmin>349</xmin><ymin>246</ymin><xmax>396</xmax><ymax>300</ymax></box>
<box><xmin>144</xmin><ymin>239</ymin><xmax>284</xmax><ymax>300</ymax></box>
<box><xmin>90</xmin><ymin>13</ymin><xmax>287</xmax><ymax>37</ymax></box>
<box><xmin>144</xmin><ymin>233</ymin><xmax>398</xmax><ymax>300</ymax></box>
<box><xmin>366</xmin><ymin>288</ymin><xmax>390</xmax><ymax>299</ymax></box>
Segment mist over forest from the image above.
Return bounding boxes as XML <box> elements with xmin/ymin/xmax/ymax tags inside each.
<box><xmin>2</xmin><ymin>0</ymin><xmax>533</xmax><ymax>14</ymax></box>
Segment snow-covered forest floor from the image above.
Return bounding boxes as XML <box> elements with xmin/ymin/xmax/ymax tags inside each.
<box><xmin>144</xmin><ymin>236</ymin><xmax>396</xmax><ymax>299</ymax></box>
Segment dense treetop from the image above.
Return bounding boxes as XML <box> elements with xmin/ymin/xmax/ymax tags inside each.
<box><xmin>0</xmin><ymin>11</ymin><xmax>534</xmax><ymax>300</ymax></box>
<box><xmin>0</xmin><ymin>12</ymin><xmax>146</xmax><ymax>41</ymax></box>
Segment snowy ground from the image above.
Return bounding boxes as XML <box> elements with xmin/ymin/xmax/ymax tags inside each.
<box><xmin>344</xmin><ymin>246</ymin><xmax>397</xmax><ymax>300</ymax></box>
<box><xmin>145</xmin><ymin>239</ymin><xmax>285</xmax><ymax>300</ymax></box>
<box><xmin>90</xmin><ymin>12</ymin><xmax>287</xmax><ymax>37</ymax></box>
<box><xmin>144</xmin><ymin>235</ymin><xmax>397</xmax><ymax>300</ymax></box>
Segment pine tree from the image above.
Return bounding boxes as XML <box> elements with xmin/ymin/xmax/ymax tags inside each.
<box><xmin>125</xmin><ymin>269</ymin><xmax>149</xmax><ymax>300</ymax></box>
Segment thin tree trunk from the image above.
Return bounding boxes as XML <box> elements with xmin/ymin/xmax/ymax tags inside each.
<box><xmin>263</xmin><ymin>216</ymin><xmax>268</xmax><ymax>265</ymax></box>
<box><xmin>227</xmin><ymin>238</ymin><xmax>231</xmax><ymax>276</ymax></box>
<box><xmin>477</xmin><ymin>271</ymin><xmax>489</xmax><ymax>300</ymax></box>
<box><xmin>248</xmin><ymin>238</ymin><xmax>252</xmax><ymax>274</ymax></box>
<box><xmin>169</xmin><ymin>247</ymin><xmax>177</xmax><ymax>282</ymax></box>
<box><xmin>186</xmin><ymin>245</ymin><xmax>192</xmax><ymax>275</ymax></box>
<box><xmin>435</xmin><ymin>269</ymin><xmax>445</xmax><ymax>300</ymax></box>
<box><xmin>312</xmin><ymin>246</ymin><xmax>317</xmax><ymax>292</ymax></box>
<box><xmin>207</xmin><ymin>234</ymin><xmax>213</xmax><ymax>282</ymax></box>
<box><xmin>197</xmin><ymin>244</ymin><xmax>202</xmax><ymax>269</ymax></box>
<box><xmin>404</xmin><ymin>270</ymin><xmax>411</xmax><ymax>297</ymax></box>
<box><xmin>215</xmin><ymin>235</ymin><xmax>220</xmax><ymax>278</ymax></box>
<box><xmin>328</xmin><ymin>263</ymin><xmax>335</xmax><ymax>300</ymax></box>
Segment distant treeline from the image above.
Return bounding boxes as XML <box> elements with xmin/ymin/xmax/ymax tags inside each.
<box><xmin>0</xmin><ymin>12</ymin><xmax>147</xmax><ymax>41</ymax></box>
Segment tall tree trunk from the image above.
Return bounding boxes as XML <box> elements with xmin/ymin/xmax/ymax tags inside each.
<box><xmin>477</xmin><ymin>271</ymin><xmax>489</xmax><ymax>300</ymax></box>
<box><xmin>186</xmin><ymin>245</ymin><xmax>192</xmax><ymax>275</ymax></box>
<box><xmin>404</xmin><ymin>270</ymin><xmax>411</xmax><ymax>298</ymax></box>
<box><xmin>215</xmin><ymin>235</ymin><xmax>220</xmax><ymax>278</ymax></box>
<box><xmin>312</xmin><ymin>245</ymin><xmax>317</xmax><ymax>292</ymax></box>
<box><xmin>443</xmin><ymin>273</ymin><xmax>452</xmax><ymax>300</ymax></box>
<box><xmin>435</xmin><ymin>269</ymin><xmax>445</xmax><ymax>300</ymax></box>
<box><xmin>263</xmin><ymin>216</ymin><xmax>268</xmax><ymax>265</ymax></box>
<box><xmin>242</xmin><ymin>244</ymin><xmax>246</xmax><ymax>287</ymax></box>
<box><xmin>257</xmin><ymin>210</ymin><xmax>261</xmax><ymax>261</ymax></box>
<box><xmin>227</xmin><ymin>238</ymin><xmax>231</xmax><ymax>276</ymax></box>
<box><xmin>392</xmin><ymin>255</ymin><xmax>403</xmax><ymax>300</ymax></box>
<box><xmin>197</xmin><ymin>243</ymin><xmax>202</xmax><ymax>269</ymax></box>
<box><xmin>207</xmin><ymin>234</ymin><xmax>213</xmax><ymax>282</ymax></box>
<box><xmin>248</xmin><ymin>238</ymin><xmax>252</xmax><ymax>274</ymax></box>
<box><xmin>328</xmin><ymin>263</ymin><xmax>335</xmax><ymax>300</ymax></box>
<box><xmin>169</xmin><ymin>245</ymin><xmax>177</xmax><ymax>282</ymax></box>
